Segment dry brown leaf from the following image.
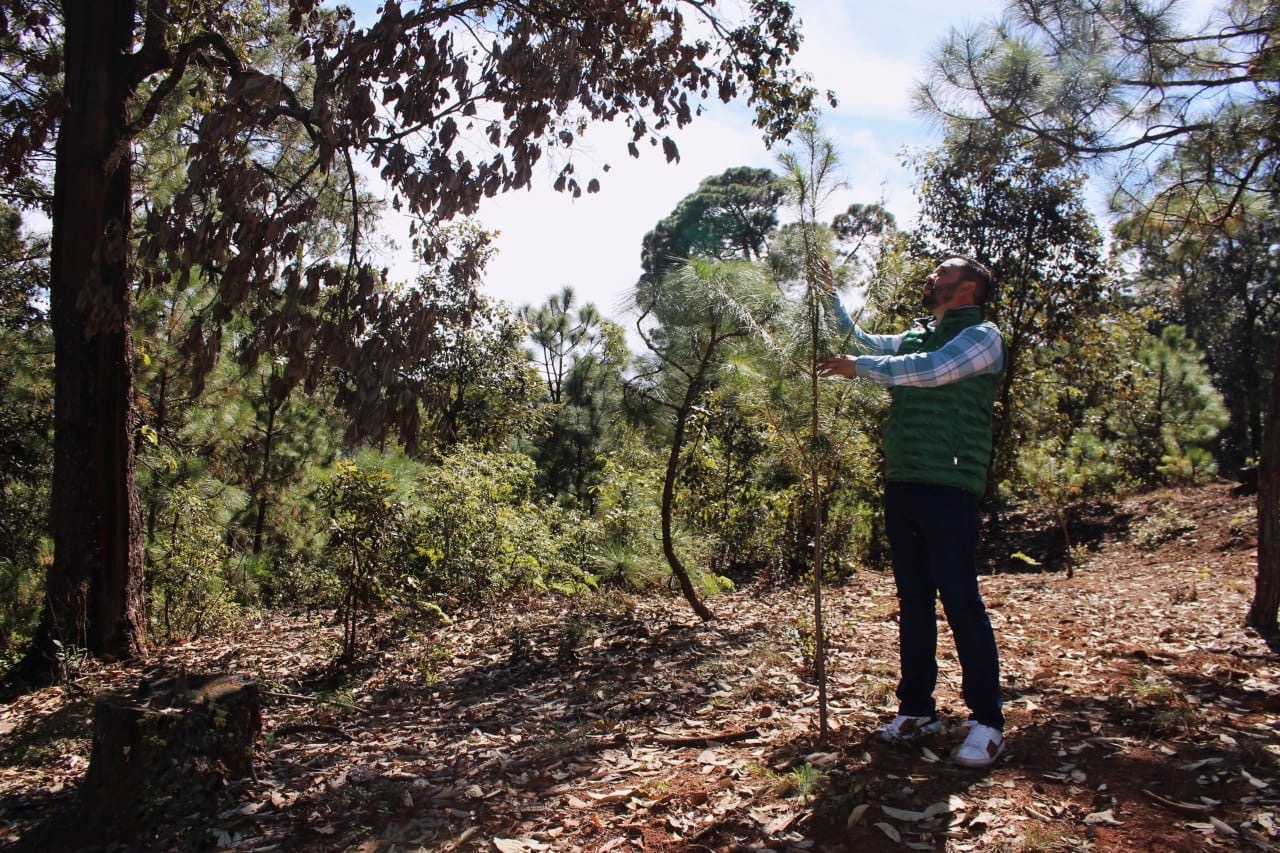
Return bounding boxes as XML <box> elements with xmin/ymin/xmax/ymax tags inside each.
<box><xmin>847</xmin><ymin>803</ymin><xmax>871</xmax><ymax>828</ymax></box>
<box><xmin>924</xmin><ymin>795</ymin><xmax>967</xmax><ymax>819</ymax></box>
<box><xmin>1209</xmin><ymin>817</ymin><xmax>1239</xmax><ymax>836</ymax></box>
<box><xmin>763</xmin><ymin>811</ymin><xmax>797</xmax><ymax>835</ymax></box>
<box><xmin>873</xmin><ymin>822</ymin><xmax>902</xmax><ymax>842</ymax></box>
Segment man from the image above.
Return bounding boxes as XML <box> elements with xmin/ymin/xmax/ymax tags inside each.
<box><xmin>819</xmin><ymin>256</ymin><xmax>1006</xmax><ymax>768</ymax></box>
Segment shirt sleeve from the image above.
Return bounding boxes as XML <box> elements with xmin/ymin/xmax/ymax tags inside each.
<box><xmin>854</xmin><ymin>323</ymin><xmax>1004</xmax><ymax>388</ymax></box>
<box><xmin>827</xmin><ymin>293</ymin><xmax>905</xmax><ymax>355</ymax></box>
<box><xmin>849</xmin><ymin>325</ymin><xmax>908</xmax><ymax>356</ymax></box>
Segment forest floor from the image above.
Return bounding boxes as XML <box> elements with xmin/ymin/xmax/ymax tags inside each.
<box><xmin>2</xmin><ymin>480</ymin><xmax>1279</xmax><ymax>852</ymax></box>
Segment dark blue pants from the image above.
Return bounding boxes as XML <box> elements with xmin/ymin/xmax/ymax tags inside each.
<box><xmin>884</xmin><ymin>480</ymin><xmax>1003</xmax><ymax>729</ymax></box>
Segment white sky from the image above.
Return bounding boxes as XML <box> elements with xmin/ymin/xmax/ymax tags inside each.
<box><xmin>347</xmin><ymin>0</ymin><xmax>1007</xmax><ymax>325</ymax></box>
<box><xmin>20</xmin><ymin>0</ymin><xmax>1221</xmax><ymax>334</ymax></box>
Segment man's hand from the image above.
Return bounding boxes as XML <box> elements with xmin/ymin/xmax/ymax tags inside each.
<box><xmin>818</xmin><ymin>355</ymin><xmax>858</xmax><ymax>378</ymax></box>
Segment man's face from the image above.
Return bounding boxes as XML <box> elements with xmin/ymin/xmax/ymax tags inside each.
<box><xmin>921</xmin><ymin>263</ymin><xmax>968</xmax><ymax>312</ymax></box>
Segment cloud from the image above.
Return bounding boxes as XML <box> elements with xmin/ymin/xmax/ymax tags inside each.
<box><xmin>790</xmin><ymin>0</ymin><xmax>1004</xmax><ymax>121</ymax></box>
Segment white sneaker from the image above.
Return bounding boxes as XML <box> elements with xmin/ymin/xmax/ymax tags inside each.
<box><xmin>953</xmin><ymin>722</ymin><xmax>1005</xmax><ymax>767</ymax></box>
<box><xmin>875</xmin><ymin>714</ymin><xmax>941</xmax><ymax>743</ymax></box>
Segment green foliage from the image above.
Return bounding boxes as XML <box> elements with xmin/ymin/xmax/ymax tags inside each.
<box><xmin>640</xmin><ymin>166</ymin><xmax>787</xmax><ymax>283</ymax></box>
<box><xmin>522</xmin><ymin>287</ymin><xmax>629</xmax><ymax>506</ymax></box>
<box><xmin>589</xmin><ymin>449</ymin><xmax>669</xmax><ymax>589</ymax></box>
<box><xmin>1108</xmin><ymin>326</ymin><xmax>1228</xmax><ymax>485</ymax></box>
<box><xmin>776</xmin><ymin>761</ymin><xmax>826</xmax><ymax>804</ymax></box>
<box><xmin>319</xmin><ymin>458</ymin><xmax>410</xmax><ymax>658</ymax></box>
<box><xmin>0</xmin><ymin>539</ymin><xmax>47</xmax><ymax>667</ymax></box>
<box><xmin>1118</xmin><ymin>207</ymin><xmax>1280</xmax><ymax>472</ymax></box>
<box><xmin>146</xmin><ymin>484</ymin><xmax>240</xmax><ymax>643</ymax></box>
<box><xmin>1017</xmin><ymin>429</ymin><xmax>1121</xmax><ymax>511</ymax></box>
<box><xmin>407</xmin><ymin>449</ymin><xmax>598</xmax><ymax>602</ymax></box>
<box><xmin>630</xmin><ymin>253</ymin><xmax>787</xmax><ymax>620</ymax></box>
<box><xmin>132</xmin><ymin>257</ymin><xmax>348</xmax><ymax>609</ymax></box>
<box><xmin>679</xmin><ymin>381</ymin><xmax>883</xmax><ymax>580</ymax></box>
<box><xmin>679</xmin><ymin>391</ymin><xmax>792</xmax><ymax>574</ymax></box>
<box><xmin>412</xmin><ymin>277</ymin><xmax>541</xmax><ymax>454</ymax></box>
<box><xmin>0</xmin><ymin>206</ymin><xmax>51</xmax><ymax>657</ymax></box>
<box><xmin>918</xmin><ymin>0</ymin><xmax>1275</xmax><ymax>231</ymax></box>
<box><xmin>1132</xmin><ymin>504</ymin><xmax>1197</xmax><ymax>551</ymax></box>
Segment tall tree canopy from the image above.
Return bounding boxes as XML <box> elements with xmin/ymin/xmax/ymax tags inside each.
<box><xmin>0</xmin><ymin>0</ymin><xmax>819</xmax><ymax>677</ymax></box>
<box><xmin>916</xmin><ymin>0</ymin><xmax>1277</xmax><ymax>228</ymax></box>
<box><xmin>640</xmin><ymin>166</ymin><xmax>788</xmax><ymax>283</ymax></box>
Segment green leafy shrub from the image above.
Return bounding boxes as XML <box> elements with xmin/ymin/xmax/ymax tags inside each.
<box><xmin>1108</xmin><ymin>326</ymin><xmax>1228</xmax><ymax>486</ymax></box>
<box><xmin>1132</xmin><ymin>503</ymin><xmax>1196</xmax><ymax>550</ymax></box>
<box><xmin>147</xmin><ymin>484</ymin><xmax>240</xmax><ymax>642</ymax></box>
<box><xmin>407</xmin><ymin>448</ymin><xmax>597</xmax><ymax>602</ymax></box>
<box><xmin>588</xmin><ymin>451</ymin><xmax>669</xmax><ymax>588</ymax></box>
<box><xmin>319</xmin><ymin>459</ymin><xmax>410</xmax><ymax>657</ymax></box>
<box><xmin>0</xmin><ymin>539</ymin><xmax>48</xmax><ymax>666</ymax></box>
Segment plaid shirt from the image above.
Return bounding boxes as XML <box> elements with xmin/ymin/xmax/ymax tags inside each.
<box><xmin>849</xmin><ymin>319</ymin><xmax>1005</xmax><ymax>389</ymax></box>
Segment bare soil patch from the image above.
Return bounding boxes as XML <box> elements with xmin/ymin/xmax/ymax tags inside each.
<box><xmin>2</xmin><ymin>481</ymin><xmax>1277</xmax><ymax>851</ymax></box>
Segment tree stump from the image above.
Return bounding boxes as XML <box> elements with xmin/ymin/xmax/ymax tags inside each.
<box><xmin>18</xmin><ymin>672</ymin><xmax>261</xmax><ymax>851</ymax></box>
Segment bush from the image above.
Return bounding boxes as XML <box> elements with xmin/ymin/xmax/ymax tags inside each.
<box><xmin>318</xmin><ymin>458</ymin><xmax>409</xmax><ymax>657</ymax></box>
<box><xmin>147</xmin><ymin>484</ymin><xmax>240</xmax><ymax>642</ymax></box>
<box><xmin>589</xmin><ymin>451</ymin><xmax>668</xmax><ymax>588</ymax></box>
<box><xmin>407</xmin><ymin>449</ymin><xmax>597</xmax><ymax>601</ymax></box>
<box><xmin>0</xmin><ymin>541</ymin><xmax>47</xmax><ymax>665</ymax></box>
<box><xmin>1132</xmin><ymin>503</ymin><xmax>1196</xmax><ymax>550</ymax></box>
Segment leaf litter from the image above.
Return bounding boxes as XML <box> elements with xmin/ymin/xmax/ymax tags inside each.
<box><xmin>0</xmin><ymin>482</ymin><xmax>1278</xmax><ymax>850</ymax></box>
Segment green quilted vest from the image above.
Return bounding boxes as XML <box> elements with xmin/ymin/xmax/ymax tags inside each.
<box><xmin>882</xmin><ymin>306</ymin><xmax>1002</xmax><ymax>496</ymax></box>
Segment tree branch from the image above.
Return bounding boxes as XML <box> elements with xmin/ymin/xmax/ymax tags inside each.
<box><xmin>125</xmin><ymin>32</ymin><xmax>244</xmax><ymax>138</ymax></box>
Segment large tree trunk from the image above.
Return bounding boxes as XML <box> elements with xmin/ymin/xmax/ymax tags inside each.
<box><xmin>1247</xmin><ymin>344</ymin><xmax>1280</xmax><ymax>634</ymax></box>
<box><xmin>15</xmin><ymin>1</ymin><xmax>146</xmax><ymax>681</ymax></box>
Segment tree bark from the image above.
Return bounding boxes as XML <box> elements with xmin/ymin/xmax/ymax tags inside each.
<box><xmin>15</xmin><ymin>1</ymin><xmax>146</xmax><ymax>681</ymax></box>
<box><xmin>14</xmin><ymin>673</ymin><xmax>261</xmax><ymax>851</ymax></box>
<box><xmin>1247</xmin><ymin>343</ymin><xmax>1280</xmax><ymax>634</ymax></box>
<box><xmin>251</xmin><ymin>394</ymin><xmax>279</xmax><ymax>556</ymax></box>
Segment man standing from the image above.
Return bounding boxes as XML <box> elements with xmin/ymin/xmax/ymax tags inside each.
<box><xmin>819</xmin><ymin>257</ymin><xmax>1006</xmax><ymax>768</ymax></box>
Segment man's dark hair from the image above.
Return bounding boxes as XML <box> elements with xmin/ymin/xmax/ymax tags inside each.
<box><xmin>944</xmin><ymin>256</ymin><xmax>994</xmax><ymax>306</ymax></box>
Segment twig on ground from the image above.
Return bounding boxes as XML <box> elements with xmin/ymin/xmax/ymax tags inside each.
<box><xmin>262</xmin><ymin>688</ymin><xmax>372</xmax><ymax>715</ymax></box>
<box><xmin>1142</xmin><ymin>788</ymin><xmax>1214</xmax><ymax>815</ymax></box>
<box><xmin>653</xmin><ymin>727</ymin><xmax>760</xmax><ymax>747</ymax></box>
<box><xmin>271</xmin><ymin>721</ymin><xmax>356</xmax><ymax>742</ymax></box>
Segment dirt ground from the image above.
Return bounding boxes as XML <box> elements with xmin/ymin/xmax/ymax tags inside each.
<box><xmin>1</xmin><ymin>480</ymin><xmax>1277</xmax><ymax>851</ymax></box>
